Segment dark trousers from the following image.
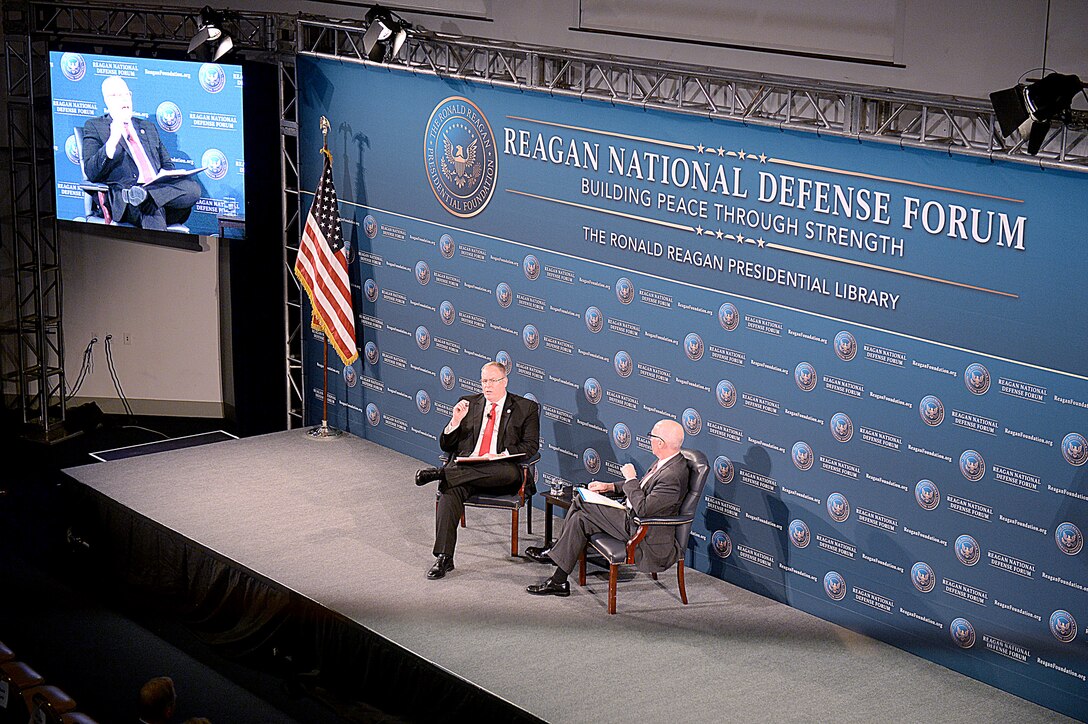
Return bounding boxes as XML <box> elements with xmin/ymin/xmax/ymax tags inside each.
<box><xmin>547</xmin><ymin>496</ymin><xmax>634</xmax><ymax>574</ymax></box>
<box><xmin>122</xmin><ymin>175</ymin><xmax>202</xmax><ymax>230</ymax></box>
<box><xmin>433</xmin><ymin>460</ymin><xmax>521</xmax><ymax>557</ymax></box>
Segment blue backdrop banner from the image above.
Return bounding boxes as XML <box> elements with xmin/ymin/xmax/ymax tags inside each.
<box><xmin>297</xmin><ymin>56</ymin><xmax>1087</xmax><ymax>719</ymax></box>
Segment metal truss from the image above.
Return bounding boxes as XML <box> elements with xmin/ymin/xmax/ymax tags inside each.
<box><xmin>298</xmin><ymin>19</ymin><xmax>1088</xmax><ymax>172</ymax></box>
<box><xmin>1</xmin><ymin>2</ymin><xmax>66</xmax><ymax>440</ymax></box>
<box><xmin>0</xmin><ymin>1</ymin><xmax>289</xmax><ymax>437</ymax></box>
<box><xmin>279</xmin><ymin>53</ymin><xmax>305</xmax><ymax>429</ymax></box>
<box><xmin>32</xmin><ymin>2</ymin><xmax>277</xmax><ymax>55</ymax></box>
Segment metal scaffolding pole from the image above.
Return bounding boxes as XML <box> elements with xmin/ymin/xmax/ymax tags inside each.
<box><xmin>1</xmin><ymin>0</ymin><xmax>66</xmax><ymax>441</ymax></box>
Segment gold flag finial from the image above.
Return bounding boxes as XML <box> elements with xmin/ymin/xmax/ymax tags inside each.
<box><xmin>320</xmin><ymin>116</ymin><xmax>332</xmax><ymax>162</ymax></box>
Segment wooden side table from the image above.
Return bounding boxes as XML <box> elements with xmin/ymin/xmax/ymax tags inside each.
<box><xmin>542</xmin><ymin>489</ymin><xmax>573</xmax><ymax>548</ymax></box>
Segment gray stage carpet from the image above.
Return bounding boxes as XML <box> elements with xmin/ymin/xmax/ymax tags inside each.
<box><xmin>64</xmin><ymin>430</ymin><xmax>1074</xmax><ymax>723</ymax></box>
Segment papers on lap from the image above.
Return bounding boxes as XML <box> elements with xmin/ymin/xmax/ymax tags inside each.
<box><xmin>577</xmin><ymin>487</ymin><xmax>626</xmax><ymax>510</ymax></box>
<box><xmin>144</xmin><ymin>166</ymin><xmax>207</xmax><ymax>184</ymax></box>
<box><xmin>454</xmin><ymin>452</ymin><xmax>526</xmax><ymax>464</ymax></box>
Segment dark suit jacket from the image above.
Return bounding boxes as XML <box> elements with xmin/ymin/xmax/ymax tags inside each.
<box><xmin>439</xmin><ymin>392</ymin><xmax>540</xmax><ymax>461</ymax></box>
<box><xmin>620</xmin><ymin>453</ymin><xmax>688</xmax><ymax>572</ymax></box>
<box><xmin>81</xmin><ymin>114</ymin><xmax>173</xmax><ymax>215</ymax></box>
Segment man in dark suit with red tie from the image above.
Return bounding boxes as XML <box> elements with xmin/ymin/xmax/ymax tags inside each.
<box><xmin>525</xmin><ymin>419</ymin><xmax>687</xmax><ymax>597</ymax></box>
<box><xmin>415</xmin><ymin>361</ymin><xmax>540</xmax><ymax>579</ymax></box>
<box><xmin>81</xmin><ymin>75</ymin><xmax>201</xmax><ymax>231</ymax></box>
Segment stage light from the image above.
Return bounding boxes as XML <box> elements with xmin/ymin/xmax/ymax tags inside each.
<box><xmin>990</xmin><ymin>72</ymin><xmax>1086</xmax><ymax>155</ymax></box>
<box><xmin>363</xmin><ymin>5</ymin><xmax>410</xmax><ymax>62</ymax></box>
<box><xmin>188</xmin><ymin>6</ymin><xmax>235</xmax><ymax>62</ymax></box>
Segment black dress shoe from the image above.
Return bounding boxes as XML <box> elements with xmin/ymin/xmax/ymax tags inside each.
<box><xmin>523</xmin><ymin>546</ymin><xmax>553</xmax><ymax>564</ymax></box>
<box><xmin>526</xmin><ymin>577</ymin><xmax>570</xmax><ymax>597</ymax></box>
<box><xmin>427</xmin><ymin>554</ymin><xmax>455</xmax><ymax>579</ymax></box>
<box><xmin>415</xmin><ymin>467</ymin><xmax>443</xmax><ymax>486</ymax></box>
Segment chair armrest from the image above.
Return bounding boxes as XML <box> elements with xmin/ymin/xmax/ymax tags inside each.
<box><xmin>624</xmin><ymin>526</ymin><xmax>649</xmax><ymax>563</ymax></box>
<box><xmin>624</xmin><ymin>515</ymin><xmax>695</xmax><ymax>562</ymax></box>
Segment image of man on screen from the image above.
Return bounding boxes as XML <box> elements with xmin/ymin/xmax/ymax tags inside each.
<box><xmin>81</xmin><ymin>75</ymin><xmax>201</xmax><ymax>231</ymax></box>
<box><xmin>414</xmin><ymin>361</ymin><xmax>540</xmax><ymax>579</ymax></box>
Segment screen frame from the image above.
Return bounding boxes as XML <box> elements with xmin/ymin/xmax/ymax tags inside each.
<box><xmin>48</xmin><ymin>41</ymin><xmax>248</xmax><ymax>248</ymax></box>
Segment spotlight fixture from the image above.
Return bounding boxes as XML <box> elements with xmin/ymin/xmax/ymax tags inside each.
<box><xmin>363</xmin><ymin>5</ymin><xmax>410</xmax><ymax>62</ymax></box>
<box><xmin>990</xmin><ymin>72</ymin><xmax>1086</xmax><ymax>155</ymax></box>
<box><xmin>188</xmin><ymin>6</ymin><xmax>235</xmax><ymax>62</ymax></box>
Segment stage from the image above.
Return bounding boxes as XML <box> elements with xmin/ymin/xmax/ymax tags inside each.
<box><xmin>63</xmin><ymin>430</ymin><xmax>1074</xmax><ymax>722</ymax></box>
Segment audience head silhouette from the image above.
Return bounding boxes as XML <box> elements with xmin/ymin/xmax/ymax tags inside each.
<box><xmin>138</xmin><ymin>676</ymin><xmax>177</xmax><ymax>723</ymax></box>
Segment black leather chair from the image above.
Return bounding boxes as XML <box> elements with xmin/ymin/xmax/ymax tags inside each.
<box><xmin>0</xmin><ymin>660</ymin><xmax>44</xmax><ymax>724</ymax></box>
<box><xmin>438</xmin><ymin>452</ymin><xmax>539</xmax><ymax>557</ymax></box>
<box><xmin>577</xmin><ymin>448</ymin><xmax>710</xmax><ymax>614</ymax></box>
<box><xmin>73</xmin><ymin>126</ymin><xmax>118</xmax><ymax>225</ymax></box>
<box><xmin>24</xmin><ymin>685</ymin><xmax>77</xmax><ymax>724</ymax></box>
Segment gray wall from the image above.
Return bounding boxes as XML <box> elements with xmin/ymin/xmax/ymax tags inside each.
<box><xmin>244</xmin><ymin>0</ymin><xmax>1087</xmax><ymax>100</ymax></box>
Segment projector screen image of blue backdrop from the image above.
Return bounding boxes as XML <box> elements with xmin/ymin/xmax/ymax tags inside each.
<box><xmin>49</xmin><ymin>50</ymin><xmax>245</xmax><ymax>237</ymax></box>
<box><xmin>296</xmin><ymin>57</ymin><xmax>1087</xmax><ymax>719</ymax></box>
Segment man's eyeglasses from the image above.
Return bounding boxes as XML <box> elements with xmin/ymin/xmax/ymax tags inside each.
<box><xmin>480</xmin><ymin>376</ymin><xmax>506</xmax><ymax>386</ymax></box>
<box><xmin>647</xmin><ymin>433</ymin><xmax>665</xmax><ymax>442</ymax></box>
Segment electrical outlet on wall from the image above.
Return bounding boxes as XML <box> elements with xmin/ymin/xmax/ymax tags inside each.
<box><xmin>122</xmin><ymin>332</ymin><xmax>132</xmax><ymax>346</ymax></box>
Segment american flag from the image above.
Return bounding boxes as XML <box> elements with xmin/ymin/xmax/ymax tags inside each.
<box><xmin>294</xmin><ymin>149</ymin><xmax>358</xmax><ymax>366</ymax></box>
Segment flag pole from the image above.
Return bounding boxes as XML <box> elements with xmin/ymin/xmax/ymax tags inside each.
<box><xmin>309</xmin><ymin>115</ymin><xmax>343</xmax><ymax>440</ymax></box>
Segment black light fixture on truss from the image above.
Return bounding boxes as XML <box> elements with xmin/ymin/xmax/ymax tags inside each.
<box><xmin>187</xmin><ymin>6</ymin><xmax>235</xmax><ymax>62</ymax></box>
<box><xmin>990</xmin><ymin>72</ymin><xmax>1086</xmax><ymax>155</ymax></box>
<box><xmin>363</xmin><ymin>5</ymin><xmax>411</xmax><ymax>62</ymax></box>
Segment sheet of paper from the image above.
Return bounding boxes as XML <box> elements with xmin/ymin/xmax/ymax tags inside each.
<box><xmin>454</xmin><ymin>452</ymin><xmax>526</xmax><ymax>464</ymax></box>
<box><xmin>576</xmin><ymin>487</ymin><xmax>627</xmax><ymax>509</ymax></box>
<box><xmin>146</xmin><ymin>166</ymin><xmax>207</xmax><ymax>183</ymax></box>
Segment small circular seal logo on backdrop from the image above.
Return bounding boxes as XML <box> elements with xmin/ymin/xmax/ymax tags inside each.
<box><xmin>955</xmin><ymin>534</ymin><xmax>980</xmax><ymax>566</ymax></box>
<box><xmin>612</xmin><ymin>422</ymin><xmax>631</xmax><ymax>449</ymax></box>
<box><xmin>911</xmin><ymin>562</ymin><xmax>935</xmax><ymax>593</ymax></box>
<box><xmin>824</xmin><ymin>571</ymin><xmax>847</xmax><ymax>600</ymax></box>
<box><xmin>919</xmin><ymin>395</ymin><xmax>944</xmax><ymax>426</ymax></box>
<box><xmin>583</xmin><ymin>377</ymin><xmax>602</xmax><ymax>405</ymax></box>
<box><xmin>718</xmin><ymin>302</ymin><xmax>739</xmax><ymax>331</ymax></box>
<box><xmin>789</xmin><ymin>520</ymin><xmax>810</xmax><ymax>549</ymax></box>
<box><xmin>964</xmin><ymin>363</ymin><xmax>991</xmax><ymax>395</ymax></box>
<box><xmin>711</xmin><ymin>531</ymin><xmax>732</xmax><ymax>558</ymax></box>
<box><xmin>915</xmin><ymin>479</ymin><xmax>940</xmax><ymax>510</ymax></box>
<box><xmin>792</xmin><ymin>441</ymin><xmax>813</xmax><ymax>471</ymax></box>
<box><xmin>950</xmin><ymin>618</ymin><xmax>975</xmax><ymax>648</ymax></box>
<box><xmin>60</xmin><ymin>53</ymin><xmax>86</xmax><ymax>81</ymax></box>
<box><xmin>834</xmin><ymin>331</ymin><xmax>857</xmax><ymax>361</ymax></box>
<box><xmin>156</xmin><ymin>101</ymin><xmax>183</xmax><ymax>133</ymax></box>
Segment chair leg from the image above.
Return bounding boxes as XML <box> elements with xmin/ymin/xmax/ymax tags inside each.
<box><xmin>460</xmin><ymin>512</ymin><xmax>466</xmax><ymax>528</ymax></box>
<box><xmin>651</xmin><ymin>572</ymin><xmax>658</xmax><ymax>580</ymax></box>
<box><xmin>608</xmin><ymin>565</ymin><xmax>618</xmax><ymax>614</ymax></box>
<box><xmin>677</xmin><ymin>559</ymin><xmax>688</xmax><ymax>604</ymax></box>
<box><xmin>578</xmin><ymin>551</ymin><xmax>587</xmax><ymax>586</ymax></box>
<box><xmin>510</xmin><ymin>508</ymin><xmax>519</xmax><ymax>557</ymax></box>
<box><xmin>526</xmin><ymin>499</ymin><xmax>533</xmax><ymax>534</ymax></box>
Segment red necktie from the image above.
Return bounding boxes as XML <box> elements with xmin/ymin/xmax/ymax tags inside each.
<box><xmin>126</xmin><ymin>124</ymin><xmax>156</xmax><ymax>183</ymax></box>
<box><xmin>475</xmin><ymin>402</ymin><xmax>497</xmax><ymax>456</ymax></box>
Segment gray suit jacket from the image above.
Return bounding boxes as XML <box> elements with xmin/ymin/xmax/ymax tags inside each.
<box><xmin>621</xmin><ymin>453</ymin><xmax>688</xmax><ymax>572</ymax></box>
